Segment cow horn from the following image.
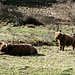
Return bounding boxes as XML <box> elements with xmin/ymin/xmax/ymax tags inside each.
<box><xmin>2</xmin><ymin>42</ymin><xmax>5</xmax><ymax>44</ymax></box>
<box><xmin>0</xmin><ymin>42</ymin><xmax>5</xmax><ymax>44</ymax></box>
<box><xmin>3</xmin><ymin>44</ymin><xmax>8</xmax><ymax>49</ymax></box>
<box><xmin>5</xmin><ymin>44</ymin><xmax>8</xmax><ymax>47</ymax></box>
<box><xmin>0</xmin><ymin>42</ymin><xmax>2</xmax><ymax>44</ymax></box>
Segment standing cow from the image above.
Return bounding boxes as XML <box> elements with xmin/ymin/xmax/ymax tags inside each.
<box><xmin>55</xmin><ymin>32</ymin><xmax>75</xmax><ymax>51</ymax></box>
<box><xmin>0</xmin><ymin>42</ymin><xmax>37</xmax><ymax>56</ymax></box>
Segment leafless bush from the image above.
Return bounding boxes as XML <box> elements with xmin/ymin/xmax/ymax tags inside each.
<box><xmin>0</xmin><ymin>2</ymin><xmax>44</xmax><ymax>26</ymax></box>
<box><xmin>67</xmin><ymin>2</ymin><xmax>75</xmax><ymax>25</ymax></box>
<box><xmin>56</xmin><ymin>0</ymin><xmax>74</xmax><ymax>3</ymax></box>
<box><xmin>71</xmin><ymin>3</ymin><xmax>75</xmax><ymax>23</ymax></box>
<box><xmin>0</xmin><ymin>2</ymin><xmax>23</xmax><ymax>26</ymax></box>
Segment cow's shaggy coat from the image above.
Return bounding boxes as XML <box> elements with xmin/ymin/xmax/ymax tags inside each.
<box><xmin>55</xmin><ymin>32</ymin><xmax>75</xmax><ymax>51</ymax></box>
<box><xmin>0</xmin><ymin>42</ymin><xmax>37</xmax><ymax>56</ymax></box>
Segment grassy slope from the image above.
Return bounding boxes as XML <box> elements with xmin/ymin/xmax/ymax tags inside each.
<box><xmin>0</xmin><ymin>25</ymin><xmax>55</xmax><ymax>45</ymax></box>
<box><xmin>0</xmin><ymin>25</ymin><xmax>75</xmax><ymax>75</ymax></box>
<box><xmin>0</xmin><ymin>25</ymin><xmax>75</xmax><ymax>44</ymax></box>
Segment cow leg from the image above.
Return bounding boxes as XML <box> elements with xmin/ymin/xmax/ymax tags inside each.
<box><xmin>62</xmin><ymin>46</ymin><xmax>64</xmax><ymax>51</ymax></box>
<box><xmin>60</xmin><ymin>46</ymin><xmax>62</xmax><ymax>51</ymax></box>
<box><xmin>73</xmin><ymin>46</ymin><xmax>74</xmax><ymax>50</ymax></box>
<box><xmin>60</xmin><ymin>46</ymin><xmax>64</xmax><ymax>51</ymax></box>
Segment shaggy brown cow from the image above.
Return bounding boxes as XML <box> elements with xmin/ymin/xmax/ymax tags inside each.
<box><xmin>55</xmin><ymin>32</ymin><xmax>75</xmax><ymax>51</ymax></box>
<box><xmin>0</xmin><ymin>42</ymin><xmax>37</xmax><ymax>56</ymax></box>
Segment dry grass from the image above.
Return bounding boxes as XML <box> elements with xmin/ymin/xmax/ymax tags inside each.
<box><xmin>0</xmin><ymin>22</ymin><xmax>75</xmax><ymax>75</ymax></box>
<box><xmin>0</xmin><ymin>25</ymin><xmax>55</xmax><ymax>46</ymax></box>
<box><xmin>0</xmin><ymin>46</ymin><xmax>75</xmax><ymax>75</ymax></box>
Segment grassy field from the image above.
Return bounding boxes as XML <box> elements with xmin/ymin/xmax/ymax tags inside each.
<box><xmin>0</xmin><ymin>25</ymin><xmax>75</xmax><ymax>75</ymax></box>
<box><xmin>0</xmin><ymin>1</ymin><xmax>75</xmax><ymax>74</ymax></box>
<box><xmin>0</xmin><ymin>25</ymin><xmax>55</xmax><ymax>46</ymax></box>
<box><xmin>0</xmin><ymin>46</ymin><xmax>75</xmax><ymax>75</ymax></box>
<box><xmin>0</xmin><ymin>25</ymin><xmax>75</xmax><ymax>44</ymax></box>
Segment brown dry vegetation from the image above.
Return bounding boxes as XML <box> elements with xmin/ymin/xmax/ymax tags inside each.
<box><xmin>0</xmin><ymin>1</ymin><xmax>75</xmax><ymax>26</ymax></box>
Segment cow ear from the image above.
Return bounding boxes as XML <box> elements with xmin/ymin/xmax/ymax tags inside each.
<box><xmin>0</xmin><ymin>42</ymin><xmax>2</xmax><ymax>45</ymax></box>
<box><xmin>2</xmin><ymin>42</ymin><xmax>5</xmax><ymax>44</ymax></box>
<box><xmin>0</xmin><ymin>42</ymin><xmax>4</xmax><ymax>45</ymax></box>
<box><xmin>60</xmin><ymin>30</ymin><xmax>62</xmax><ymax>32</ymax></box>
<box><xmin>60</xmin><ymin>33</ymin><xmax>63</xmax><ymax>35</ymax></box>
<box><xmin>3</xmin><ymin>44</ymin><xmax>8</xmax><ymax>49</ymax></box>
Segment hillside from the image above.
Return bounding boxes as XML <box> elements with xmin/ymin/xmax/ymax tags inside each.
<box><xmin>0</xmin><ymin>1</ymin><xmax>75</xmax><ymax>45</ymax></box>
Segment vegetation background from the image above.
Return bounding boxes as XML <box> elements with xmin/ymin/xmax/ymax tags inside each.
<box><xmin>0</xmin><ymin>0</ymin><xmax>75</xmax><ymax>75</ymax></box>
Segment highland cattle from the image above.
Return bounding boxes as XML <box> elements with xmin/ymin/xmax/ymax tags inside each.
<box><xmin>0</xmin><ymin>42</ymin><xmax>37</xmax><ymax>56</ymax></box>
<box><xmin>55</xmin><ymin>32</ymin><xmax>75</xmax><ymax>51</ymax></box>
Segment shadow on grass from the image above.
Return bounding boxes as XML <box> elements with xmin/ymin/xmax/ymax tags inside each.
<box><xmin>0</xmin><ymin>53</ymin><xmax>45</xmax><ymax>56</ymax></box>
<box><xmin>31</xmin><ymin>53</ymin><xmax>45</xmax><ymax>56</ymax></box>
<box><xmin>58</xmin><ymin>68</ymin><xmax>74</xmax><ymax>75</ymax></box>
<box><xmin>59</xmin><ymin>72</ymin><xmax>73</xmax><ymax>75</ymax></box>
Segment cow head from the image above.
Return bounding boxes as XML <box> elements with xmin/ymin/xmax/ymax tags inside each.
<box><xmin>55</xmin><ymin>32</ymin><xmax>63</xmax><ymax>40</ymax></box>
<box><xmin>0</xmin><ymin>42</ymin><xmax>8</xmax><ymax>51</ymax></box>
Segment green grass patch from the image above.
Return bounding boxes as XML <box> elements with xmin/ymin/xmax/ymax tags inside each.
<box><xmin>0</xmin><ymin>46</ymin><xmax>75</xmax><ymax>74</ymax></box>
<box><xmin>0</xmin><ymin>26</ymin><xmax>55</xmax><ymax>46</ymax></box>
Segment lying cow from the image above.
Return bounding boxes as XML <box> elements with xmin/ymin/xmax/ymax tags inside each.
<box><xmin>55</xmin><ymin>32</ymin><xmax>75</xmax><ymax>51</ymax></box>
<box><xmin>0</xmin><ymin>42</ymin><xmax>37</xmax><ymax>56</ymax></box>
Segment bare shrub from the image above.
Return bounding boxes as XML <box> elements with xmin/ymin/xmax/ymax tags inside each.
<box><xmin>56</xmin><ymin>0</ymin><xmax>74</xmax><ymax>3</ymax></box>
<box><xmin>71</xmin><ymin>3</ymin><xmax>75</xmax><ymax>23</ymax></box>
<box><xmin>65</xmin><ymin>1</ymin><xmax>75</xmax><ymax>25</ymax></box>
<box><xmin>0</xmin><ymin>2</ymin><xmax>43</xmax><ymax>26</ymax></box>
<box><xmin>0</xmin><ymin>2</ymin><xmax>23</xmax><ymax>26</ymax></box>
